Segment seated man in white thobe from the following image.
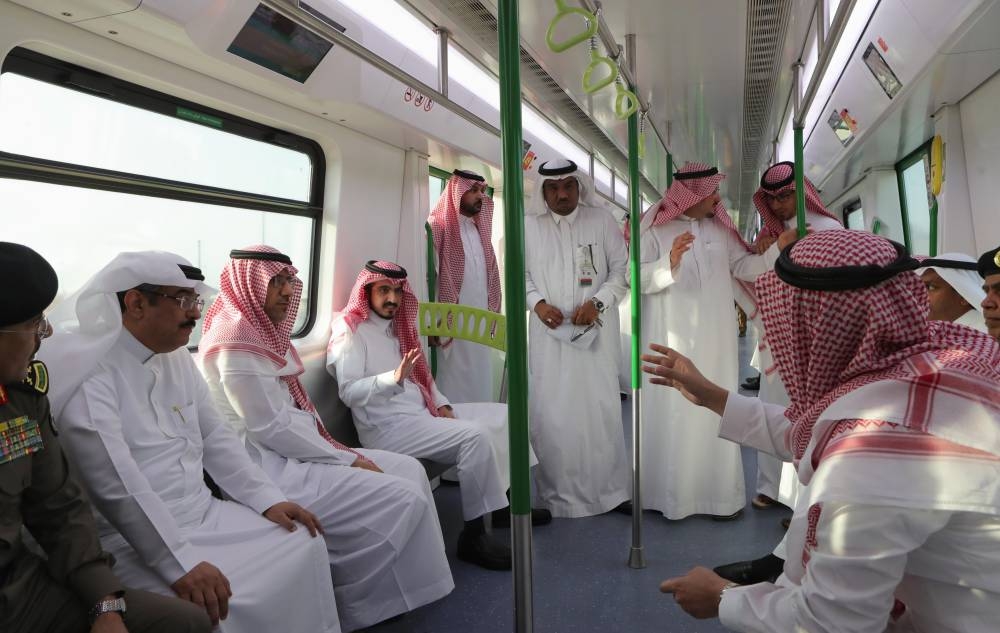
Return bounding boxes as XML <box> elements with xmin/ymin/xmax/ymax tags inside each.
<box><xmin>428</xmin><ymin>169</ymin><xmax>502</xmax><ymax>404</ymax></box>
<box><xmin>636</xmin><ymin>162</ymin><xmax>798</xmax><ymax>521</ymax></box>
<box><xmin>981</xmin><ymin>245</ymin><xmax>1000</xmax><ymax>341</ymax></box>
<box><xmin>39</xmin><ymin>251</ymin><xmax>340</xmax><ymax>633</ymax></box>
<box><xmin>525</xmin><ymin>159</ymin><xmax>631</xmax><ymax>518</ymax></box>
<box><xmin>198</xmin><ymin>246</ymin><xmax>453</xmax><ymax>631</ymax></box>
<box><xmin>916</xmin><ymin>254</ymin><xmax>988</xmax><ymax>332</ymax></box>
<box><xmin>326</xmin><ymin>260</ymin><xmax>547</xmax><ymax>572</ymax></box>
<box><xmin>647</xmin><ymin>230</ymin><xmax>1000</xmax><ymax>632</ymax></box>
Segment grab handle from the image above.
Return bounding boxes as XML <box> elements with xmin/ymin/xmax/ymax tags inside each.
<box><xmin>582</xmin><ymin>48</ymin><xmax>618</xmax><ymax>94</ymax></box>
<box><xmin>614</xmin><ymin>82</ymin><xmax>639</xmax><ymax>119</ymax></box>
<box><xmin>546</xmin><ymin>0</ymin><xmax>598</xmax><ymax>53</ymax></box>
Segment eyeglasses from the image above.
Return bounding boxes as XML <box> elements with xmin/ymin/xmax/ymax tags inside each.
<box><xmin>269</xmin><ymin>274</ymin><xmax>299</xmax><ymax>289</ymax></box>
<box><xmin>764</xmin><ymin>190</ymin><xmax>796</xmax><ymax>203</ymax></box>
<box><xmin>142</xmin><ymin>290</ymin><xmax>205</xmax><ymax>311</ymax></box>
<box><xmin>0</xmin><ymin>315</ymin><xmax>51</xmax><ymax>339</ymax></box>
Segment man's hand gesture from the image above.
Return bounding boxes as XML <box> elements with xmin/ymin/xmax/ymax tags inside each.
<box><xmin>777</xmin><ymin>225</ymin><xmax>810</xmax><ymax>250</ymax></box>
<box><xmin>670</xmin><ymin>231</ymin><xmax>695</xmax><ymax>269</ymax></box>
<box><xmin>641</xmin><ymin>343</ymin><xmax>729</xmax><ymax>415</ymax></box>
<box><xmin>394</xmin><ymin>348</ymin><xmax>421</xmax><ymax>385</ymax></box>
<box><xmin>170</xmin><ymin>561</ymin><xmax>232</xmax><ymax>626</ymax></box>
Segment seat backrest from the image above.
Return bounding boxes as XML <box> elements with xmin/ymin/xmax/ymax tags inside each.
<box><xmin>418</xmin><ymin>302</ymin><xmax>506</xmax><ymax>351</ymax></box>
<box><xmin>297</xmin><ymin>349</ymin><xmax>361</xmax><ymax>447</ymax></box>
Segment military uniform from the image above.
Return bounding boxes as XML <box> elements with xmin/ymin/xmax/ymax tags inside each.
<box><xmin>0</xmin><ymin>362</ymin><xmax>209</xmax><ymax>633</ymax></box>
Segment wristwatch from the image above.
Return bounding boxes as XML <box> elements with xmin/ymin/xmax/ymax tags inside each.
<box><xmin>590</xmin><ymin>297</ymin><xmax>605</xmax><ymax>313</ymax></box>
<box><xmin>89</xmin><ymin>595</ymin><xmax>127</xmax><ymax>623</ymax></box>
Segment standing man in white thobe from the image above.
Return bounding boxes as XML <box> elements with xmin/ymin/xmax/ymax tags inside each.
<box><xmin>524</xmin><ymin>159</ymin><xmax>630</xmax><ymax>518</ymax></box>
<box><xmin>428</xmin><ymin>169</ymin><xmax>502</xmax><ymax>403</ymax></box>
<box><xmin>199</xmin><ymin>246</ymin><xmax>453</xmax><ymax>631</ymax></box>
<box><xmin>748</xmin><ymin>162</ymin><xmax>843</xmax><ymax>511</ymax></box>
<box><xmin>326</xmin><ymin>261</ymin><xmax>548</xmax><ymax>572</ymax></box>
<box><xmin>637</xmin><ymin>162</ymin><xmax>797</xmax><ymax>521</ymax></box>
<box><xmin>39</xmin><ymin>251</ymin><xmax>340</xmax><ymax>633</ymax></box>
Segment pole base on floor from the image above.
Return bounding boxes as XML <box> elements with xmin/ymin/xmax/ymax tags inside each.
<box><xmin>628</xmin><ymin>546</ymin><xmax>646</xmax><ymax>569</ymax></box>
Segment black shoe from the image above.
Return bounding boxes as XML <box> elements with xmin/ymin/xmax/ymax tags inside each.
<box><xmin>457</xmin><ymin>529</ymin><xmax>512</xmax><ymax>570</ymax></box>
<box><xmin>741</xmin><ymin>375</ymin><xmax>760</xmax><ymax>391</ymax></box>
<box><xmin>491</xmin><ymin>507</ymin><xmax>553</xmax><ymax>527</ymax></box>
<box><xmin>713</xmin><ymin>553</ymin><xmax>784</xmax><ymax>584</ymax></box>
<box><xmin>612</xmin><ymin>500</ymin><xmax>633</xmax><ymax>515</ymax></box>
<box><xmin>711</xmin><ymin>509</ymin><xmax>744</xmax><ymax>521</ymax></box>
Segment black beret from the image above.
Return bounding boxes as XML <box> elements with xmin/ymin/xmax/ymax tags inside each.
<box><xmin>0</xmin><ymin>242</ymin><xmax>58</xmax><ymax>327</ymax></box>
<box><xmin>978</xmin><ymin>245</ymin><xmax>1000</xmax><ymax>279</ymax></box>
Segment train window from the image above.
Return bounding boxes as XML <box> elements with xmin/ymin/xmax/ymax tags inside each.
<box><xmin>0</xmin><ymin>48</ymin><xmax>324</xmax><ymax>341</ymax></box>
<box><xmin>844</xmin><ymin>199</ymin><xmax>865</xmax><ymax>230</ymax></box>
<box><xmin>614</xmin><ymin>173</ymin><xmax>629</xmax><ymax>206</ymax></box>
<box><xmin>896</xmin><ymin>141</ymin><xmax>934</xmax><ymax>255</ymax></box>
<box><xmin>593</xmin><ymin>159</ymin><xmax>613</xmax><ymax>197</ymax></box>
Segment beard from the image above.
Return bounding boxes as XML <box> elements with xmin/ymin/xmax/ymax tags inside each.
<box><xmin>460</xmin><ymin>201</ymin><xmax>482</xmax><ymax>215</ymax></box>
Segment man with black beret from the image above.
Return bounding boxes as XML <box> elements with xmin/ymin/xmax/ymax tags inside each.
<box><xmin>0</xmin><ymin>242</ymin><xmax>210</xmax><ymax>633</ymax></box>
<box><xmin>979</xmin><ymin>244</ymin><xmax>1000</xmax><ymax>341</ymax></box>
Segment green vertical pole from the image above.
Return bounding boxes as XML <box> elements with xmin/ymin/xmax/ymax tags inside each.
<box><xmin>793</xmin><ymin>126</ymin><xmax>806</xmax><ymax>238</ymax></box>
<box><xmin>625</xmin><ymin>34</ymin><xmax>645</xmax><ymax>571</ymax></box>
<box><xmin>792</xmin><ymin>63</ymin><xmax>807</xmax><ymax>238</ymax></box>
<box><xmin>667</xmin><ymin>152</ymin><xmax>673</xmax><ymax>188</ymax></box>
<box><xmin>425</xmin><ymin>222</ymin><xmax>438</xmax><ymax>376</ymax></box>
<box><xmin>928</xmin><ymin>198</ymin><xmax>938</xmax><ymax>255</ymax></box>
<box><xmin>498</xmin><ymin>1</ymin><xmax>532</xmax><ymax>631</ymax></box>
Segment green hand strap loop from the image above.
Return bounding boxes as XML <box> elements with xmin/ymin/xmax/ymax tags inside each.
<box><xmin>615</xmin><ymin>82</ymin><xmax>639</xmax><ymax>120</ymax></box>
<box><xmin>582</xmin><ymin>48</ymin><xmax>618</xmax><ymax>94</ymax></box>
<box><xmin>546</xmin><ymin>0</ymin><xmax>598</xmax><ymax>53</ymax></box>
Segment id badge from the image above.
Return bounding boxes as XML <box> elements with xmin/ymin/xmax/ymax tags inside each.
<box><xmin>577</xmin><ymin>243</ymin><xmax>597</xmax><ymax>287</ymax></box>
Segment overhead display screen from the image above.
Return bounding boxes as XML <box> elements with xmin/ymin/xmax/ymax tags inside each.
<box><xmin>228</xmin><ymin>4</ymin><xmax>340</xmax><ymax>83</ymax></box>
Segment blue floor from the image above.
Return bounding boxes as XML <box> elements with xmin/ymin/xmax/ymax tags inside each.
<box><xmin>366</xmin><ymin>335</ymin><xmax>788</xmax><ymax>633</ymax></box>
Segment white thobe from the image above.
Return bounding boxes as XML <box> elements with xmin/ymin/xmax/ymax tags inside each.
<box><xmin>435</xmin><ymin>214</ymin><xmax>497</xmax><ymax>403</ymax></box>
<box><xmin>525</xmin><ymin>205</ymin><xmax>630</xmax><ymax>517</ymax></box>
<box><xmin>717</xmin><ymin>393</ymin><xmax>1000</xmax><ymax>632</ymax></box>
<box><xmin>326</xmin><ymin>314</ymin><xmax>512</xmax><ymax>520</ymax></box>
<box><xmin>755</xmin><ymin>210</ymin><xmax>839</xmax><ymax>505</ymax></box>
<box><xmin>56</xmin><ymin>330</ymin><xmax>339</xmax><ymax>633</ymax></box>
<box><xmin>200</xmin><ymin>349</ymin><xmax>453</xmax><ymax>631</ymax></box>
<box><xmin>955</xmin><ymin>308</ymin><xmax>989</xmax><ymax>333</ymax></box>
<box><xmin>638</xmin><ymin>217</ymin><xmax>778</xmax><ymax>518</ymax></box>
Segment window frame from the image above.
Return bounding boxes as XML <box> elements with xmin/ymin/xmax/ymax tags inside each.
<box><xmin>0</xmin><ymin>47</ymin><xmax>326</xmax><ymax>337</ymax></box>
<box><xmin>894</xmin><ymin>138</ymin><xmax>934</xmax><ymax>254</ymax></box>
<box><xmin>842</xmin><ymin>198</ymin><xmax>863</xmax><ymax>229</ymax></box>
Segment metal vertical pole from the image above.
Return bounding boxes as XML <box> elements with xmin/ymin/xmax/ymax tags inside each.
<box><xmin>435</xmin><ymin>27</ymin><xmax>450</xmax><ymax>98</ymax></box>
<box><xmin>792</xmin><ymin>62</ymin><xmax>807</xmax><ymax>238</ymax></box>
<box><xmin>497</xmin><ymin>2</ymin><xmax>532</xmax><ymax>631</ymax></box>
<box><xmin>816</xmin><ymin>0</ymin><xmax>827</xmax><ymax>51</ymax></box>
<box><xmin>625</xmin><ymin>34</ymin><xmax>645</xmax><ymax>570</ymax></box>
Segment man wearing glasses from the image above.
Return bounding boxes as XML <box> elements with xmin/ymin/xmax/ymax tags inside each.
<box><xmin>0</xmin><ymin>242</ymin><xmax>211</xmax><ymax>633</ymax></box>
<box><xmin>38</xmin><ymin>251</ymin><xmax>340</xmax><ymax>633</ymax></box>
<box><xmin>199</xmin><ymin>246</ymin><xmax>453</xmax><ymax>630</ymax></box>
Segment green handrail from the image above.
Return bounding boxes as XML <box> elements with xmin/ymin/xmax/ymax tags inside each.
<box><xmin>417</xmin><ymin>302</ymin><xmax>506</xmax><ymax>352</ymax></box>
<box><xmin>425</xmin><ymin>221</ymin><xmax>438</xmax><ymax>376</ymax></box>
<box><xmin>498</xmin><ymin>1</ymin><xmax>533</xmax><ymax>630</ymax></box>
<box><xmin>545</xmin><ymin>0</ymin><xmax>597</xmax><ymax>53</ymax></box>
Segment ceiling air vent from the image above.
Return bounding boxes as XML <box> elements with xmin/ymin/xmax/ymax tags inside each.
<box><xmin>738</xmin><ymin>0</ymin><xmax>792</xmax><ymax>235</ymax></box>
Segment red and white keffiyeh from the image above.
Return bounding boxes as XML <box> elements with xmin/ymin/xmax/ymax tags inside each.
<box><xmin>201</xmin><ymin>244</ymin><xmax>367</xmax><ymax>461</ymax></box>
<box><xmin>428</xmin><ymin>172</ymin><xmax>501</xmax><ymax>313</ymax></box>
<box><xmin>329</xmin><ymin>261</ymin><xmax>439</xmax><ymax>416</ymax></box>
<box><xmin>756</xmin><ymin>230</ymin><xmax>1000</xmax><ymax>471</ymax></box>
<box><xmin>752</xmin><ymin>161</ymin><xmax>841</xmax><ymax>243</ymax></box>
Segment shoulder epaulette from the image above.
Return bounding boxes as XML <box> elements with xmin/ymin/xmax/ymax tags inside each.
<box><xmin>0</xmin><ymin>385</ymin><xmax>7</xmax><ymax>406</ymax></box>
<box><xmin>24</xmin><ymin>361</ymin><xmax>49</xmax><ymax>395</ymax></box>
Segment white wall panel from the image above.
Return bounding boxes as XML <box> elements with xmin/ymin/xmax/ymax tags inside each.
<box><xmin>960</xmin><ymin>71</ymin><xmax>1000</xmax><ymax>254</ymax></box>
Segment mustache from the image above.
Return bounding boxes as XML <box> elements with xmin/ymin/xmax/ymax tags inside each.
<box><xmin>180</xmin><ymin>320</ymin><xmax>197</xmax><ymax>329</ymax></box>
<box><xmin>383</xmin><ymin>302</ymin><xmax>398</xmax><ymax>309</ymax></box>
